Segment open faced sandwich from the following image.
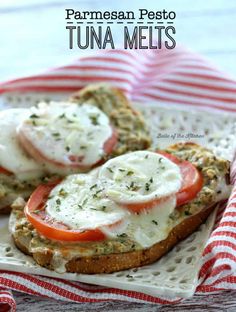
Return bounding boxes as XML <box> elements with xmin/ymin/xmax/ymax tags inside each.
<box><xmin>0</xmin><ymin>84</ymin><xmax>151</xmax><ymax>212</ymax></box>
<box><xmin>11</xmin><ymin>142</ymin><xmax>231</xmax><ymax>274</ymax></box>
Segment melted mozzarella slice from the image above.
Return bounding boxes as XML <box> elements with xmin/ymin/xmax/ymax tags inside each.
<box><xmin>126</xmin><ymin>195</ymin><xmax>176</xmax><ymax>247</ymax></box>
<box><xmin>45</xmin><ymin>171</ymin><xmax>177</xmax><ymax>247</ymax></box>
<box><xmin>17</xmin><ymin>101</ymin><xmax>113</xmax><ymax>173</ymax></box>
<box><xmin>0</xmin><ymin>109</ymin><xmax>44</xmax><ymax>180</ymax></box>
<box><xmin>46</xmin><ymin>174</ymin><xmax>128</xmax><ymax>231</ymax></box>
<box><xmin>98</xmin><ymin>151</ymin><xmax>182</xmax><ymax>204</ymax></box>
<box><xmin>100</xmin><ymin>195</ymin><xmax>176</xmax><ymax>246</ymax></box>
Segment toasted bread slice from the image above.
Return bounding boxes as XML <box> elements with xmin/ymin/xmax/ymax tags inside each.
<box><xmin>11</xmin><ymin>143</ymin><xmax>231</xmax><ymax>274</ymax></box>
<box><xmin>1</xmin><ymin>84</ymin><xmax>151</xmax><ymax>212</ymax></box>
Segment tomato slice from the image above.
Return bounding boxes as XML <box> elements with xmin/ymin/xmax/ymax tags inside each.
<box><xmin>25</xmin><ymin>181</ymin><xmax>106</xmax><ymax>242</ymax></box>
<box><xmin>0</xmin><ymin>166</ymin><xmax>13</xmax><ymax>176</ymax></box>
<box><xmin>123</xmin><ymin>151</ymin><xmax>203</xmax><ymax>212</ymax></box>
<box><xmin>19</xmin><ymin>126</ymin><xmax>117</xmax><ymax>172</ymax></box>
<box><xmin>24</xmin><ymin>180</ymin><xmax>121</xmax><ymax>242</ymax></box>
<box><xmin>103</xmin><ymin>126</ymin><xmax>118</xmax><ymax>155</ymax></box>
<box><xmin>157</xmin><ymin>151</ymin><xmax>203</xmax><ymax>206</ymax></box>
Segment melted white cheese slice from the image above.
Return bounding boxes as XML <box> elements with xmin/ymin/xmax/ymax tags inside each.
<box><xmin>45</xmin><ymin>172</ymin><xmax>177</xmax><ymax>248</ymax></box>
<box><xmin>0</xmin><ymin>109</ymin><xmax>44</xmax><ymax>180</ymax></box>
<box><xmin>215</xmin><ymin>178</ymin><xmax>232</xmax><ymax>202</ymax></box>
<box><xmin>18</xmin><ymin>101</ymin><xmax>113</xmax><ymax>171</ymax></box>
<box><xmin>98</xmin><ymin>151</ymin><xmax>182</xmax><ymax>204</ymax></box>
<box><xmin>101</xmin><ymin>195</ymin><xmax>177</xmax><ymax>247</ymax></box>
<box><xmin>46</xmin><ymin>173</ymin><xmax>128</xmax><ymax>231</ymax></box>
<box><xmin>126</xmin><ymin>195</ymin><xmax>176</xmax><ymax>247</ymax></box>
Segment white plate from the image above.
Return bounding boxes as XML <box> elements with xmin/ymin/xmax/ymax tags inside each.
<box><xmin>0</xmin><ymin>91</ymin><xmax>236</xmax><ymax>299</ymax></box>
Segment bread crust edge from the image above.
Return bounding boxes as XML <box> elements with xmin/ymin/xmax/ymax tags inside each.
<box><xmin>13</xmin><ymin>203</ymin><xmax>215</xmax><ymax>274</ymax></box>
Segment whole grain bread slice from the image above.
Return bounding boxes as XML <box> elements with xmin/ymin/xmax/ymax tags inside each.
<box><xmin>11</xmin><ymin>143</ymin><xmax>231</xmax><ymax>274</ymax></box>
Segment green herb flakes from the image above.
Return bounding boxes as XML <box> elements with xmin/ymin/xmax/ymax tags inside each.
<box><xmin>90</xmin><ymin>184</ymin><xmax>97</xmax><ymax>190</ymax></box>
<box><xmin>30</xmin><ymin>114</ymin><xmax>39</xmax><ymax>119</ymax></box>
<box><xmin>145</xmin><ymin>182</ymin><xmax>150</xmax><ymax>191</ymax></box>
<box><xmin>127</xmin><ymin>170</ymin><xmax>134</xmax><ymax>176</ymax></box>
<box><xmin>117</xmin><ymin>233</ymin><xmax>127</xmax><ymax>238</ymax></box>
<box><xmin>89</xmin><ymin>114</ymin><xmax>100</xmax><ymax>125</ymax></box>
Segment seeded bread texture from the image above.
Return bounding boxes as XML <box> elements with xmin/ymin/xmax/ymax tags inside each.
<box><xmin>70</xmin><ymin>84</ymin><xmax>151</xmax><ymax>157</ymax></box>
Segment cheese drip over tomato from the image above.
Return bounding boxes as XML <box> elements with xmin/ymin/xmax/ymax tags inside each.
<box><xmin>0</xmin><ymin>108</ymin><xmax>44</xmax><ymax>180</ymax></box>
<box><xmin>18</xmin><ymin>101</ymin><xmax>116</xmax><ymax>174</ymax></box>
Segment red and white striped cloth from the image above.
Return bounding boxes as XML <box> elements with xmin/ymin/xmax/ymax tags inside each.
<box><xmin>1</xmin><ymin>46</ymin><xmax>236</xmax><ymax>311</ymax></box>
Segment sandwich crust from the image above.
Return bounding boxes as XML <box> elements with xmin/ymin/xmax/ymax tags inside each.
<box><xmin>13</xmin><ymin>203</ymin><xmax>215</xmax><ymax>274</ymax></box>
<box><xmin>11</xmin><ymin>143</ymin><xmax>231</xmax><ymax>273</ymax></box>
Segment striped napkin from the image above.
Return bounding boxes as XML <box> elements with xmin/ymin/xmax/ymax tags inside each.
<box><xmin>0</xmin><ymin>46</ymin><xmax>236</xmax><ymax>312</ymax></box>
